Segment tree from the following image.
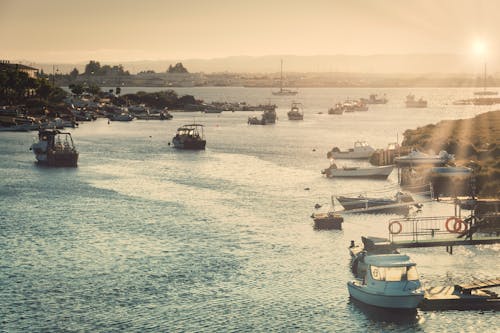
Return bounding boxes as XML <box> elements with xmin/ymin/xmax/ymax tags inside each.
<box><xmin>48</xmin><ymin>87</ymin><xmax>68</xmax><ymax>103</ymax></box>
<box><xmin>84</xmin><ymin>60</ymin><xmax>101</xmax><ymax>75</ymax></box>
<box><xmin>69</xmin><ymin>83</ymin><xmax>84</xmax><ymax>96</ymax></box>
<box><xmin>85</xmin><ymin>83</ymin><xmax>101</xmax><ymax>95</ymax></box>
<box><xmin>69</xmin><ymin>68</ymin><xmax>79</xmax><ymax>80</ymax></box>
<box><xmin>36</xmin><ymin>78</ymin><xmax>52</xmax><ymax>100</ymax></box>
<box><xmin>167</xmin><ymin>62</ymin><xmax>188</xmax><ymax>73</ymax></box>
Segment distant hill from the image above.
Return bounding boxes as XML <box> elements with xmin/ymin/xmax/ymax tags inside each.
<box><xmin>23</xmin><ymin>54</ymin><xmax>499</xmax><ymax>75</ymax></box>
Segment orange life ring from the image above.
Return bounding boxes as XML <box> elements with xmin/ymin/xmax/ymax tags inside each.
<box><xmin>389</xmin><ymin>221</ymin><xmax>402</xmax><ymax>234</ymax></box>
<box><xmin>445</xmin><ymin>217</ymin><xmax>466</xmax><ymax>233</ymax></box>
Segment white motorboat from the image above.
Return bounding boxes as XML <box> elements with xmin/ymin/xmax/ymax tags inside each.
<box><xmin>172</xmin><ymin>124</ymin><xmax>206</xmax><ymax>150</ymax></box>
<box><xmin>322</xmin><ymin>164</ymin><xmax>394</xmax><ymax>179</ymax></box>
<box><xmin>30</xmin><ymin>129</ymin><xmax>78</xmax><ymax>167</ymax></box>
<box><xmin>108</xmin><ymin>112</ymin><xmax>134</xmax><ymax>121</ymax></box>
<box><xmin>360</xmin><ymin>94</ymin><xmax>388</xmax><ymax>104</ymax></box>
<box><xmin>405</xmin><ymin>94</ymin><xmax>427</xmax><ymax>108</ymax></box>
<box><xmin>347</xmin><ymin>254</ymin><xmax>424</xmax><ymax>309</ymax></box>
<box><xmin>394</xmin><ymin>150</ymin><xmax>454</xmax><ymax>166</ymax></box>
<box><xmin>327</xmin><ymin>141</ymin><xmax>375</xmax><ymax>159</ymax></box>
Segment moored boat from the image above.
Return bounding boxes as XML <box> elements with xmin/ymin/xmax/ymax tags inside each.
<box><xmin>108</xmin><ymin>112</ymin><xmax>134</xmax><ymax>121</ymax></box>
<box><xmin>322</xmin><ymin>163</ymin><xmax>394</xmax><ymax>179</ymax></box>
<box><xmin>30</xmin><ymin>129</ymin><xmax>78</xmax><ymax>167</ymax></box>
<box><xmin>327</xmin><ymin>141</ymin><xmax>375</xmax><ymax>159</ymax></box>
<box><xmin>360</xmin><ymin>94</ymin><xmax>388</xmax><ymax>104</ymax></box>
<box><xmin>272</xmin><ymin>59</ymin><xmax>298</xmax><ymax>96</ymax></box>
<box><xmin>287</xmin><ymin>102</ymin><xmax>304</xmax><ymax>120</ymax></box>
<box><xmin>248</xmin><ymin>109</ymin><xmax>277</xmax><ymax>125</ymax></box>
<box><xmin>328</xmin><ymin>103</ymin><xmax>344</xmax><ymax>115</ymax></box>
<box><xmin>394</xmin><ymin>150</ymin><xmax>454</xmax><ymax>166</ymax></box>
<box><xmin>311</xmin><ymin>212</ymin><xmax>344</xmax><ymax>230</ymax></box>
<box><xmin>405</xmin><ymin>94</ymin><xmax>427</xmax><ymax>108</ymax></box>
<box><xmin>347</xmin><ymin>254</ymin><xmax>424</xmax><ymax>309</ymax></box>
<box><xmin>172</xmin><ymin>124</ymin><xmax>206</xmax><ymax>150</ymax></box>
<box><xmin>336</xmin><ymin>192</ymin><xmax>416</xmax><ymax>215</ymax></box>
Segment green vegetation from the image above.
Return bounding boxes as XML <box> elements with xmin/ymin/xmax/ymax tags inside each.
<box><xmin>83</xmin><ymin>60</ymin><xmax>130</xmax><ymax>76</ymax></box>
<box><xmin>167</xmin><ymin>62</ymin><xmax>188</xmax><ymax>74</ymax></box>
<box><xmin>0</xmin><ymin>67</ymin><xmax>67</xmax><ymax>105</ymax></box>
<box><xmin>112</xmin><ymin>90</ymin><xmax>197</xmax><ymax>109</ymax></box>
<box><xmin>402</xmin><ymin>111</ymin><xmax>500</xmax><ymax>197</ymax></box>
<box><xmin>68</xmin><ymin>83</ymin><xmax>101</xmax><ymax>96</ymax></box>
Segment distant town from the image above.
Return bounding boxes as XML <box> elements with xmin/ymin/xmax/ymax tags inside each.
<box><xmin>7</xmin><ymin>58</ymin><xmax>498</xmax><ymax>89</ymax></box>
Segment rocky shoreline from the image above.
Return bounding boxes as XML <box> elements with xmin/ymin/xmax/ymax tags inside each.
<box><xmin>401</xmin><ymin>110</ymin><xmax>500</xmax><ymax>197</ymax></box>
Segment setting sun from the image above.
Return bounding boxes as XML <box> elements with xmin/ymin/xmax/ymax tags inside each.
<box><xmin>473</xmin><ymin>40</ymin><xmax>487</xmax><ymax>56</ymax></box>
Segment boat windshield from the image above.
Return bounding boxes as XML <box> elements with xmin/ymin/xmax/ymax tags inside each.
<box><xmin>370</xmin><ymin>265</ymin><xmax>419</xmax><ymax>282</ymax></box>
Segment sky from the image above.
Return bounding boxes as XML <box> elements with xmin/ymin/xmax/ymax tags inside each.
<box><xmin>0</xmin><ymin>0</ymin><xmax>498</xmax><ymax>64</ymax></box>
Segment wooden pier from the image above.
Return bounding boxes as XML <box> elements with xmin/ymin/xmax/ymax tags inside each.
<box><xmin>420</xmin><ymin>278</ymin><xmax>500</xmax><ymax>311</ymax></box>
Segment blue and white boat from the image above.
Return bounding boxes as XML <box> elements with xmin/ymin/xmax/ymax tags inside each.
<box><xmin>347</xmin><ymin>254</ymin><xmax>424</xmax><ymax>309</ymax></box>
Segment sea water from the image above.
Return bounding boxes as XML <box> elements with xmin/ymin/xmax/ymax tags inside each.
<box><xmin>1</xmin><ymin>87</ymin><xmax>498</xmax><ymax>331</ymax></box>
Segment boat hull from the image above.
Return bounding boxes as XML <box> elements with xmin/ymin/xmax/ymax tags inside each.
<box><xmin>311</xmin><ymin>213</ymin><xmax>343</xmax><ymax>230</ymax></box>
<box><xmin>336</xmin><ymin>197</ymin><xmax>410</xmax><ymax>214</ymax></box>
<box><xmin>328</xmin><ymin>152</ymin><xmax>373</xmax><ymax>159</ymax></box>
<box><xmin>172</xmin><ymin>138</ymin><xmax>206</xmax><ymax>150</ymax></box>
<box><xmin>324</xmin><ymin>165</ymin><xmax>394</xmax><ymax>179</ymax></box>
<box><xmin>347</xmin><ymin>281</ymin><xmax>423</xmax><ymax>309</ymax></box>
<box><xmin>287</xmin><ymin>112</ymin><xmax>303</xmax><ymax>120</ymax></box>
<box><xmin>35</xmin><ymin>151</ymin><xmax>79</xmax><ymax>167</ymax></box>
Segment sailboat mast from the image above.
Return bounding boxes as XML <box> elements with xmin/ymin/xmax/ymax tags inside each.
<box><xmin>484</xmin><ymin>62</ymin><xmax>487</xmax><ymax>92</ymax></box>
<box><xmin>280</xmin><ymin>59</ymin><xmax>283</xmax><ymax>92</ymax></box>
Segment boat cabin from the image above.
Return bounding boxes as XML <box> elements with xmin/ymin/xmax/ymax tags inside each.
<box><xmin>364</xmin><ymin>254</ymin><xmax>420</xmax><ymax>284</ymax></box>
<box><xmin>175</xmin><ymin>124</ymin><xmax>204</xmax><ymax>139</ymax></box>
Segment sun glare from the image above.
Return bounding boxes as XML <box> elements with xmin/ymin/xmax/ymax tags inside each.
<box><xmin>473</xmin><ymin>40</ymin><xmax>487</xmax><ymax>56</ymax></box>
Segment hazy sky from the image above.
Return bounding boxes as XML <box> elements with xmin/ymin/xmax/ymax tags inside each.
<box><xmin>0</xmin><ymin>0</ymin><xmax>498</xmax><ymax>63</ymax></box>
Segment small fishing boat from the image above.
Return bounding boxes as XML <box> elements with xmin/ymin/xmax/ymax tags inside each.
<box><xmin>247</xmin><ymin>109</ymin><xmax>277</xmax><ymax>125</ymax></box>
<box><xmin>30</xmin><ymin>129</ymin><xmax>78</xmax><ymax>167</ymax></box>
<box><xmin>347</xmin><ymin>254</ymin><xmax>424</xmax><ymax>309</ymax></box>
<box><xmin>108</xmin><ymin>112</ymin><xmax>134</xmax><ymax>121</ymax></box>
<box><xmin>327</xmin><ymin>141</ymin><xmax>375</xmax><ymax>159</ymax></box>
<box><xmin>322</xmin><ymin>163</ymin><xmax>394</xmax><ymax>179</ymax></box>
<box><xmin>311</xmin><ymin>212</ymin><xmax>344</xmax><ymax>230</ymax></box>
<box><xmin>328</xmin><ymin>103</ymin><xmax>344</xmax><ymax>115</ymax></box>
<box><xmin>336</xmin><ymin>192</ymin><xmax>417</xmax><ymax>214</ymax></box>
<box><xmin>405</xmin><ymin>94</ymin><xmax>427</xmax><ymax>108</ymax></box>
<box><xmin>360</xmin><ymin>94</ymin><xmax>388</xmax><ymax>104</ymax></box>
<box><xmin>172</xmin><ymin>124</ymin><xmax>206</xmax><ymax>150</ymax></box>
<box><xmin>394</xmin><ymin>150</ymin><xmax>454</xmax><ymax>166</ymax></box>
<box><xmin>342</xmin><ymin>99</ymin><xmax>368</xmax><ymax>112</ymax></box>
<box><xmin>287</xmin><ymin>102</ymin><xmax>304</xmax><ymax>120</ymax></box>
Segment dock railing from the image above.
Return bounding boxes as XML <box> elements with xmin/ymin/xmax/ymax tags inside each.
<box><xmin>387</xmin><ymin>215</ymin><xmax>469</xmax><ymax>243</ymax></box>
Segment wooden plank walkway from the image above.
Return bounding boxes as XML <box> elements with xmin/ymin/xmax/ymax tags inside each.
<box><xmin>457</xmin><ymin>278</ymin><xmax>500</xmax><ymax>292</ymax></box>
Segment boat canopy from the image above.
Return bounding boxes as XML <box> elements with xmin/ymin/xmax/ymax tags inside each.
<box><xmin>354</xmin><ymin>141</ymin><xmax>369</xmax><ymax>147</ymax></box>
<box><xmin>364</xmin><ymin>254</ymin><xmax>416</xmax><ymax>267</ymax></box>
<box><xmin>370</xmin><ymin>265</ymin><xmax>419</xmax><ymax>282</ymax></box>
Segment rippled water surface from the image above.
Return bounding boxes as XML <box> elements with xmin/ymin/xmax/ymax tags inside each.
<box><xmin>1</xmin><ymin>87</ymin><xmax>499</xmax><ymax>331</ymax></box>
